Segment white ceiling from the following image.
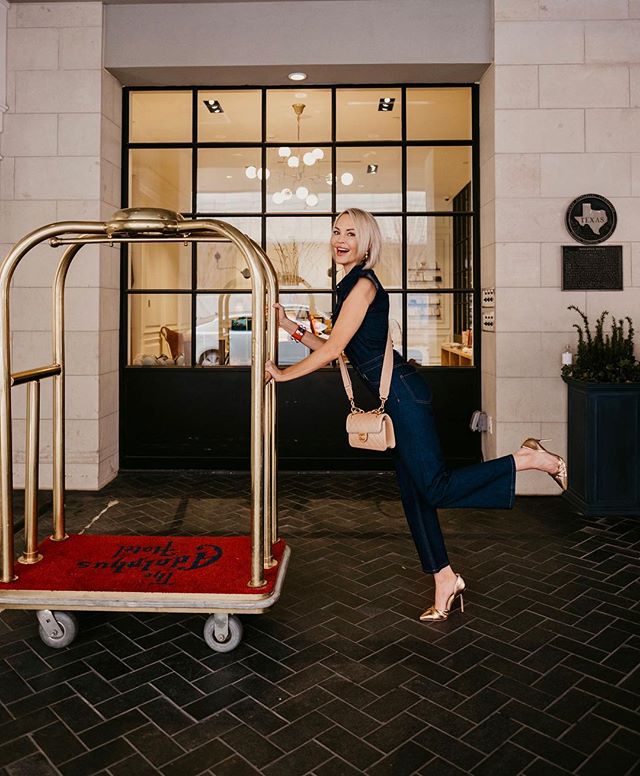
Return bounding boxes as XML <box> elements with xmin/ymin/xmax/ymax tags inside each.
<box><xmin>12</xmin><ymin>0</ymin><xmax>335</xmax><ymax>3</ymax></box>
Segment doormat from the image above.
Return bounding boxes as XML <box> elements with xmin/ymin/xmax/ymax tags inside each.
<box><xmin>2</xmin><ymin>534</ymin><xmax>285</xmax><ymax>595</ymax></box>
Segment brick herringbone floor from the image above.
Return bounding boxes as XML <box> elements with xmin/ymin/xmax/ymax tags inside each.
<box><xmin>0</xmin><ymin>471</ymin><xmax>638</xmax><ymax>775</ymax></box>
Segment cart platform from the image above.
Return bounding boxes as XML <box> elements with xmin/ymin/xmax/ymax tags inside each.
<box><xmin>0</xmin><ymin>534</ymin><xmax>289</xmax><ymax>614</ymax></box>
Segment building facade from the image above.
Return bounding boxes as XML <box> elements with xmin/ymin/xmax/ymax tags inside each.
<box><xmin>1</xmin><ymin>0</ymin><xmax>638</xmax><ymax>495</ymax></box>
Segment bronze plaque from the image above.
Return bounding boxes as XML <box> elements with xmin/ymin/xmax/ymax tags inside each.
<box><xmin>562</xmin><ymin>245</ymin><xmax>623</xmax><ymax>291</ymax></box>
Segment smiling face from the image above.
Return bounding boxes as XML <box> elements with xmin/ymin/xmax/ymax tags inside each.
<box><xmin>331</xmin><ymin>212</ymin><xmax>362</xmax><ymax>272</ymax></box>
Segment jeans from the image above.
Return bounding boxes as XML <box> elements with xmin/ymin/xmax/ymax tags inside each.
<box><xmin>356</xmin><ymin>353</ymin><xmax>516</xmax><ymax>573</ymax></box>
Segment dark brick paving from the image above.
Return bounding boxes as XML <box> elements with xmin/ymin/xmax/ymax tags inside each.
<box><xmin>0</xmin><ymin>471</ymin><xmax>638</xmax><ymax>775</ymax></box>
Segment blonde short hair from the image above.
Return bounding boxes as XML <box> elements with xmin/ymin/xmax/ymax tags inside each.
<box><xmin>334</xmin><ymin>208</ymin><xmax>382</xmax><ymax>270</ymax></box>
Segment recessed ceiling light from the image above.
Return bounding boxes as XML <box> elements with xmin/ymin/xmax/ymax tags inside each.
<box><xmin>378</xmin><ymin>97</ymin><xmax>395</xmax><ymax>112</ymax></box>
<box><xmin>288</xmin><ymin>71</ymin><xmax>308</xmax><ymax>82</ymax></box>
<box><xmin>204</xmin><ymin>99</ymin><xmax>223</xmax><ymax>114</ymax></box>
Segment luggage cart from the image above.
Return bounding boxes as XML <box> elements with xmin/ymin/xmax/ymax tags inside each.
<box><xmin>0</xmin><ymin>208</ymin><xmax>289</xmax><ymax>651</ymax></box>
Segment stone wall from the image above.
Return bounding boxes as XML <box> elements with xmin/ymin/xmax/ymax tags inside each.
<box><xmin>2</xmin><ymin>0</ymin><xmax>638</xmax><ymax>495</ymax></box>
<box><xmin>0</xmin><ymin>2</ymin><xmax>121</xmax><ymax>490</ymax></box>
<box><xmin>482</xmin><ymin>0</ymin><xmax>640</xmax><ymax>494</ymax></box>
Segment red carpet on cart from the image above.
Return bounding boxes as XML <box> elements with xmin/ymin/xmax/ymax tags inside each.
<box><xmin>3</xmin><ymin>535</ymin><xmax>285</xmax><ymax>595</ymax></box>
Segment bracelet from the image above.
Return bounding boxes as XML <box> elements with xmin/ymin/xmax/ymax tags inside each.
<box><xmin>291</xmin><ymin>324</ymin><xmax>306</xmax><ymax>342</ymax></box>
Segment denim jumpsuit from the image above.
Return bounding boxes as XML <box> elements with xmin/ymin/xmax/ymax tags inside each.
<box><xmin>335</xmin><ymin>264</ymin><xmax>516</xmax><ymax>573</ymax></box>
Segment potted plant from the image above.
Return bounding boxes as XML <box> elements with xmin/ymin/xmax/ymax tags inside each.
<box><xmin>562</xmin><ymin>306</ymin><xmax>640</xmax><ymax>517</ymax></box>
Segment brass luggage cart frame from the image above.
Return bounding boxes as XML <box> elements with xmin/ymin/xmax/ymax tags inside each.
<box><xmin>0</xmin><ymin>208</ymin><xmax>289</xmax><ymax>651</ymax></box>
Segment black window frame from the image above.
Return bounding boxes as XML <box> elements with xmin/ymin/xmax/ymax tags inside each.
<box><xmin>121</xmin><ymin>83</ymin><xmax>480</xmax><ymax>371</ymax></box>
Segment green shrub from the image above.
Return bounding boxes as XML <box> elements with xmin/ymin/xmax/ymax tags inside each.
<box><xmin>562</xmin><ymin>306</ymin><xmax>640</xmax><ymax>383</ymax></box>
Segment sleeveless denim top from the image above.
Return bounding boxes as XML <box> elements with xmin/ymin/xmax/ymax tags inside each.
<box><xmin>332</xmin><ymin>264</ymin><xmax>400</xmax><ymax>380</ymax></box>
<box><xmin>333</xmin><ymin>264</ymin><xmax>431</xmax><ymax>408</ymax></box>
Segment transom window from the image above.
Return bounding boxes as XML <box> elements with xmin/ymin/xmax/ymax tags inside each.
<box><xmin>125</xmin><ymin>86</ymin><xmax>477</xmax><ymax>368</ymax></box>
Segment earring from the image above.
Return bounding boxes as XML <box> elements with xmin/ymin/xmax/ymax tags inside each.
<box><xmin>365</xmin><ymin>250</ymin><xmax>370</xmax><ymax>261</ymax></box>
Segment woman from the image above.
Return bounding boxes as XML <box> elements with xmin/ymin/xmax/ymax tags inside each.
<box><xmin>265</xmin><ymin>209</ymin><xmax>566</xmax><ymax>622</ymax></box>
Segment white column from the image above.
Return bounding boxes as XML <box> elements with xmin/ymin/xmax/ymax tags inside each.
<box><xmin>0</xmin><ymin>0</ymin><xmax>8</xmax><ymax>136</ymax></box>
<box><xmin>487</xmin><ymin>0</ymin><xmax>640</xmax><ymax>494</ymax></box>
<box><xmin>0</xmin><ymin>2</ymin><xmax>121</xmax><ymax>490</ymax></box>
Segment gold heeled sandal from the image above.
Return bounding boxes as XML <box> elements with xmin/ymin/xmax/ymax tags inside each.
<box><xmin>420</xmin><ymin>574</ymin><xmax>466</xmax><ymax>622</ymax></box>
<box><xmin>521</xmin><ymin>438</ymin><xmax>568</xmax><ymax>491</ymax></box>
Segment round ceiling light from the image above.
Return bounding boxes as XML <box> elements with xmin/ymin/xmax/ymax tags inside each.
<box><xmin>288</xmin><ymin>71</ymin><xmax>308</xmax><ymax>81</ymax></box>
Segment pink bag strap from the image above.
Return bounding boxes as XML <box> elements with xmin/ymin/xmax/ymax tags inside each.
<box><xmin>338</xmin><ymin>330</ymin><xmax>393</xmax><ymax>413</ymax></box>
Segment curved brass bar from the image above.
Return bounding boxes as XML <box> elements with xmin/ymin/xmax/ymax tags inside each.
<box><xmin>1</xmin><ymin>211</ymin><xmax>281</xmax><ymax>589</ymax></box>
<box><xmin>178</xmin><ymin>220</ymin><xmax>269</xmax><ymax>588</ymax></box>
<box><xmin>50</xmin><ymin>236</ymin><xmax>233</xmax><ymax>246</ymax></box>
<box><xmin>241</xmin><ymin>239</ymin><xmax>278</xmax><ymax>566</ymax></box>
<box><xmin>11</xmin><ymin>365</ymin><xmax>61</xmax><ymax>386</ymax></box>
<box><xmin>249</xmin><ymin>239</ymin><xmax>280</xmax><ymax>559</ymax></box>
<box><xmin>0</xmin><ymin>222</ymin><xmax>106</xmax><ymax>583</ymax></box>
<box><xmin>215</xmin><ymin>293</ymin><xmax>231</xmax><ymax>366</ymax></box>
<box><xmin>259</xmin><ymin>247</ymin><xmax>279</xmax><ymax>551</ymax></box>
<box><xmin>17</xmin><ymin>380</ymin><xmax>42</xmax><ymax>565</ymax></box>
<box><xmin>52</xmin><ymin>243</ymin><xmax>85</xmax><ymax>541</ymax></box>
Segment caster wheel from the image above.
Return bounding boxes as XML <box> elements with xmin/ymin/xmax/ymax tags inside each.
<box><xmin>203</xmin><ymin>614</ymin><xmax>243</xmax><ymax>653</ymax></box>
<box><xmin>38</xmin><ymin>611</ymin><xmax>78</xmax><ymax>649</ymax></box>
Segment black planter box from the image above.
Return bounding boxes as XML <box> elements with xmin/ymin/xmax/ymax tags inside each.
<box><xmin>564</xmin><ymin>378</ymin><xmax>640</xmax><ymax>517</ymax></box>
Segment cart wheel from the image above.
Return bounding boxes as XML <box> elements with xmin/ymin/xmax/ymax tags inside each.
<box><xmin>203</xmin><ymin>614</ymin><xmax>243</xmax><ymax>652</ymax></box>
<box><xmin>37</xmin><ymin>610</ymin><xmax>78</xmax><ymax>649</ymax></box>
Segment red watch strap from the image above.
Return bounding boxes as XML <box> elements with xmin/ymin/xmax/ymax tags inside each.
<box><xmin>291</xmin><ymin>325</ymin><xmax>306</xmax><ymax>342</ymax></box>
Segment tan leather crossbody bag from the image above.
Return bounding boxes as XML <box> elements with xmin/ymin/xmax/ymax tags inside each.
<box><xmin>338</xmin><ymin>332</ymin><xmax>396</xmax><ymax>451</ymax></box>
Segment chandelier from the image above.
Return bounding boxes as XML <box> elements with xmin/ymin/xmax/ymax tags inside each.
<box><xmin>244</xmin><ymin>103</ymin><xmax>354</xmax><ymax>208</ymax></box>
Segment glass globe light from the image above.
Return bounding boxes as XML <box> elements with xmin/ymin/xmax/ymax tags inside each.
<box><xmin>303</xmin><ymin>152</ymin><xmax>317</xmax><ymax>166</ymax></box>
<box><xmin>306</xmin><ymin>193</ymin><xmax>319</xmax><ymax>207</ymax></box>
<box><xmin>340</xmin><ymin>172</ymin><xmax>354</xmax><ymax>186</ymax></box>
<box><xmin>287</xmin><ymin>155</ymin><xmax>300</xmax><ymax>168</ymax></box>
<box><xmin>245</xmin><ymin>166</ymin><xmax>257</xmax><ymax>179</ymax></box>
<box><xmin>312</xmin><ymin>148</ymin><xmax>325</xmax><ymax>160</ymax></box>
<box><xmin>272</xmin><ymin>191</ymin><xmax>285</xmax><ymax>205</ymax></box>
<box><xmin>296</xmin><ymin>186</ymin><xmax>309</xmax><ymax>200</ymax></box>
<box><xmin>278</xmin><ymin>146</ymin><xmax>291</xmax><ymax>158</ymax></box>
<box><xmin>256</xmin><ymin>167</ymin><xmax>270</xmax><ymax>180</ymax></box>
<box><xmin>325</xmin><ymin>173</ymin><xmax>333</xmax><ymax>185</ymax></box>
<box><xmin>282</xmin><ymin>188</ymin><xmax>293</xmax><ymax>200</ymax></box>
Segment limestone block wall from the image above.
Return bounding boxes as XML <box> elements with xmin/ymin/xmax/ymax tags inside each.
<box><xmin>0</xmin><ymin>2</ymin><xmax>121</xmax><ymax>490</ymax></box>
<box><xmin>483</xmin><ymin>0</ymin><xmax>640</xmax><ymax>494</ymax></box>
<box><xmin>0</xmin><ymin>0</ymin><xmax>7</xmax><ymax>132</ymax></box>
